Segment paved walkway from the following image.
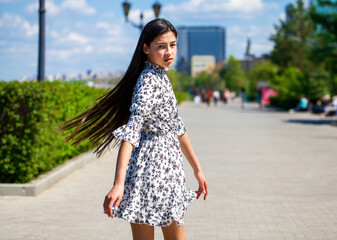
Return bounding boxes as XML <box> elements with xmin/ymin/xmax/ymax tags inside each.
<box><xmin>1</xmin><ymin>100</ymin><xmax>337</xmax><ymax>240</ymax></box>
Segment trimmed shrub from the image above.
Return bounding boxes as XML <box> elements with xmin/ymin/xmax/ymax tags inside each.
<box><xmin>269</xmin><ymin>96</ymin><xmax>298</xmax><ymax>110</ymax></box>
<box><xmin>175</xmin><ymin>91</ymin><xmax>189</xmax><ymax>104</ymax></box>
<box><xmin>0</xmin><ymin>81</ymin><xmax>107</xmax><ymax>183</ymax></box>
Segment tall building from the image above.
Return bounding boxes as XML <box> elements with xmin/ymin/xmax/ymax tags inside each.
<box><xmin>176</xmin><ymin>26</ymin><xmax>226</xmax><ymax>74</ymax></box>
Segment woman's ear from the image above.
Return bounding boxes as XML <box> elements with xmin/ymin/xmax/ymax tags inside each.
<box><xmin>143</xmin><ymin>43</ymin><xmax>149</xmax><ymax>55</ymax></box>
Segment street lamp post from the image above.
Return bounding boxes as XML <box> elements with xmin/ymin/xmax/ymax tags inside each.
<box><xmin>37</xmin><ymin>0</ymin><xmax>46</xmax><ymax>82</ymax></box>
<box><xmin>122</xmin><ymin>1</ymin><xmax>161</xmax><ymax>31</ymax></box>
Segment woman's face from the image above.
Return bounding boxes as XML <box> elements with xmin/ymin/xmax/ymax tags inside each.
<box><xmin>143</xmin><ymin>31</ymin><xmax>177</xmax><ymax>69</ymax></box>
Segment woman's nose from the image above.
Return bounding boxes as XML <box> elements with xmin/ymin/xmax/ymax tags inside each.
<box><xmin>165</xmin><ymin>47</ymin><xmax>172</xmax><ymax>55</ymax></box>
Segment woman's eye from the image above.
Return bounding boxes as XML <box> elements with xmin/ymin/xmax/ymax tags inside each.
<box><xmin>171</xmin><ymin>43</ymin><xmax>176</xmax><ymax>47</ymax></box>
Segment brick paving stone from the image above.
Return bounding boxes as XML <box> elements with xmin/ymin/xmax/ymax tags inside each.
<box><xmin>1</xmin><ymin>100</ymin><xmax>337</xmax><ymax>240</ymax></box>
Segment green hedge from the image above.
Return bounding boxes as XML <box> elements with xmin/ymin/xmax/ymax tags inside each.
<box><xmin>270</xmin><ymin>96</ymin><xmax>299</xmax><ymax>110</ymax></box>
<box><xmin>0</xmin><ymin>81</ymin><xmax>107</xmax><ymax>183</ymax></box>
<box><xmin>175</xmin><ymin>91</ymin><xmax>189</xmax><ymax>104</ymax></box>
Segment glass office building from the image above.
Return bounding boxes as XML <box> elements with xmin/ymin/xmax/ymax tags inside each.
<box><xmin>176</xmin><ymin>26</ymin><xmax>226</xmax><ymax>74</ymax></box>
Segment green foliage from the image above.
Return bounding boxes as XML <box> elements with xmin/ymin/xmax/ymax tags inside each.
<box><xmin>167</xmin><ymin>69</ymin><xmax>193</xmax><ymax>92</ymax></box>
<box><xmin>270</xmin><ymin>0</ymin><xmax>315</xmax><ymax>70</ymax></box>
<box><xmin>0</xmin><ymin>81</ymin><xmax>106</xmax><ymax>183</ymax></box>
<box><xmin>167</xmin><ymin>69</ymin><xmax>182</xmax><ymax>92</ymax></box>
<box><xmin>174</xmin><ymin>91</ymin><xmax>189</xmax><ymax>104</ymax></box>
<box><xmin>266</xmin><ymin>0</ymin><xmax>337</xmax><ymax>108</ymax></box>
<box><xmin>193</xmin><ymin>70</ymin><xmax>223</xmax><ymax>90</ymax></box>
<box><xmin>269</xmin><ymin>97</ymin><xmax>299</xmax><ymax>110</ymax></box>
<box><xmin>268</xmin><ymin>67</ymin><xmax>329</xmax><ymax>109</ymax></box>
<box><xmin>194</xmin><ymin>71</ymin><xmax>210</xmax><ymax>89</ymax></box>
<box><xmin>246</xmin><ymin>61</ymin><xmax>279</xmax><ymax>99</ymax></box>
<box><xmin>223</xmin><ymin>56</ymin><xmax>246</xmax><ymax>93</ymax></box>
<box><xmin>310</xmin><ymin>2</ymin><xmax>337</xmax><ymax>94</ymax></box>
<box><xmin>167</xmin><ymin>69</ymin><xmax>192</xmax><ymax>102</ymax></box>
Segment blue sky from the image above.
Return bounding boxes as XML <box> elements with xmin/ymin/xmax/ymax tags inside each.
<box><xmin>0</xmin><ymin>0</ymin><xmax>295</xmax><ymax>81</ymax></box>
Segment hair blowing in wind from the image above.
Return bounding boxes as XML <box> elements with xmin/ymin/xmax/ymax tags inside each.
<box><xmin>56</xmin><ymin>19</ymin><xmax>177</xmax><ymax>157</ymax></box>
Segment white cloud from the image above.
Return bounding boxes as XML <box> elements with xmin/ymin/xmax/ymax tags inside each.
<box><xmin>95</xmin><ymin>21</ymin><xmax>123</xmax><ymax>36</ymax></box>
<box><xmin>94</xmin><ymin>20</ymin><xmax>136</xmax><ymax>51</ymax></box>
<box><xmin>279</xmin><ymin>12</ymin><xmax>286</xmax><ymax>21</ymax></box>
<box><xmin>164</xmin><ymin>0</ymin><xmax>278</xmax><ymax>21</ymax></box>
<box><xmin>48</xmin><ymin>47</ymin><xmax>83</xmax><ymax>60</ymax></box>
<box><xmin>0</xmin><ymin>13</ymin><xmax>38</xmax><ymax>37</ymax></box>
<box><xmin>84</xmin><ymin>45</ymin><xmax>93</xmax><ymax>53</ymax></box>
<box><xmin>58</xmin><ymin>32</ymin><xmax>89</xmax><ymax>45</ymax></box>
<box><xmin>25</xmin><ymin>0</ymin><xmax>60</xmax><ymax>15</ymax></box>
<box><xmin>127</xmin><ymin>9</ymin><xmax>154</xmax><ymax>26</ymax></box>
<box><xmin>48</xmin><ymin>49</ymin><xmax>75</xmax><ymax>60</ymax></box>
<box><xmin>23</xmin><ymin>21</ymin><xmax>38</xmax><ymax>37</ymax></box>
<box><xmin>50</xmin><ymin>30</ymin><xmax>59</xmax><ymax>38</ymax></box>
<box><xmin>96</xmin><ymin>22</ymin><xmax>110</xmax><ymax>29</ymax></box>
<box><xmin>61</xmin><ymin>0</ymin><xmax>96</xmax><ymax>15</ymax></box>
<box><xmin>226</xmin><ymin>23</ymin><xmax>275</xmax><ymax>58</ymax></box>
<box><xmin>251</xmin><ymin>42</ymin><xmax>273</xmax><ymax>53</ymax></box>
<box><xmin>25</xmin><ymin>0</ymin><xmax>95</xmax><ymax>16</ymax></box>
<box><xmin>99</xmin><ymin>46</ymin><xmax>127</xmax><ymax>54</ymax></box>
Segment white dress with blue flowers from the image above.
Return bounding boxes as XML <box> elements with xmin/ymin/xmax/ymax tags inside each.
<box><xmin>112</xmin><ymin>61</ymin><xmax>196</xmax><ymax>227</ymax></box>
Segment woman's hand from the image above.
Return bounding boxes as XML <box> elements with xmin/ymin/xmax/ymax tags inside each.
<box><xmin>103</xmin><ymin>183</ymin><xmax>124</xmax><ymax>218</ymax></box>
<box><xmin>194</xmin><ymin>170</ymin><xmax>208</xmax><ymax>200</ymax></box>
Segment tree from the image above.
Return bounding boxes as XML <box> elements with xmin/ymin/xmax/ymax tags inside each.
<box><xmin>310</xmin><ymin>0</ymin><xmax>337</xmax><ymax>94</ymax></box>
<box><xmin>223</xmin><ymin>56</ymin><xmax>246</xmax><ymax>93</ymax></box>
<box><xmin>270</xmin><ymin>0</ymin><xmax>315</xmax><ymax>71</ymax></box>
<box><xmin>247</xmin><ymin>61</ymin><xmax>279</xmax><ymax>99</ymax></box>
<box><xmin>194</xmin><ymin>71</ymin><xmax>211</xmax><ymax>89</ymax></box>
<box><xmin>167</xmin><ymin>69</ymin><xmax>182</xmax><ymax>92</ymax></box>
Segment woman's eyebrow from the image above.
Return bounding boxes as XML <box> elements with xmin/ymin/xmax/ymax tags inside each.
<box><xmin>155</xmin><ymin>41</ymin><xmax>177</xmax><ymax>44</ymax></box>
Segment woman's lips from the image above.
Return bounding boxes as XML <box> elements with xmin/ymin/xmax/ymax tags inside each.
<box><xmin>164</xmin><ymin>58</ymin><xmax>173</xmax><ymax>62</ymax></box>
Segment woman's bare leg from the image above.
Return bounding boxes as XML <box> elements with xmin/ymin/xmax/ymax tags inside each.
<box><xmin>161</xmin><ymin>220</ymin><xmax>186</xmax><ymax>240</ymax></box>
<box><xmin>130</xmin><ymin>223</ymin><xmax>154</xmax><ymax>240</ymax></box>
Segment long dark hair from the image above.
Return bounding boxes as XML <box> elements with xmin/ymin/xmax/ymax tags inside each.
<box><xmin>57</xmin><ymin>18</ymin><xmax>178</xmax><ymax>157</ymax></box>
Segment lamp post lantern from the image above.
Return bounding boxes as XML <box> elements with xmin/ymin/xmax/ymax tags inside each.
<box><xmin>122</xmin><ymin>1</ymin><xmax>161</xmax><ymax>31</ymax></box>
<box><xmin>37</xmin><ymin>0</ymin><xmax>46</xmax><ymax>82</ymax></box>
<box><xmin>153</xmin><ymin>1</ymin><xmax>161</xmax><ymax>18</ymax></box>
<box><xmin>122</xmin><ymin>1</ymin><xmax>130</xmax><ymax>19</ymax></box>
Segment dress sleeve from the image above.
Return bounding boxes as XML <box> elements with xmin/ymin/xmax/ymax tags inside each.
<box><xmin>113</xmin><ymin>73</ymin><xmax>161</xmax><ymax>147</ymax></box>
<box><xmin>176</xmin><ymin>115</ymin><xmax>187</xmax><ymax>137</ymax></box>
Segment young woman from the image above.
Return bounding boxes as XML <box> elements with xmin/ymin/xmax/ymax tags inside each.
<box><xmin>58</xmin><ymin>18</ymin><xmax>208</xmax><ymax>240</ymax></box>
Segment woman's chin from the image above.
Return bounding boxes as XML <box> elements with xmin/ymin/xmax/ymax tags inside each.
<box><xmin>163</xmin><ymin>62</ymin><xmax>174</xmax><ymax>69</ymax></box>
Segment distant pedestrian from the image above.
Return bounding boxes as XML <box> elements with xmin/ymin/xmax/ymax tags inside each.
<box><xmin>323</xmin><ymin>95</ymin><xmax>337</xmax><ymax>116</ymax></box>
<box><xmin>312</xmin><ymin>100</ymin><xmax>324</xmax><ymax>114</ymax></box>
<box><xmin>206</xmin><ymin>89</ymin><xmax>212</xmax><ymax>107</ymax></box>
<box><xmin>231</xmin><ymin>91</ymin><xmax>236</xmax><ymax>101</ymax></box>
<box><xmin>224</xmin><ymin>88</ymin><xmax>231</xmax><ymax>104</ymax></box>
<box><xmin>212</xmin><ymin>90</ymin><xmax>220</xmax><ymax>106</ymax></box>
<box><xmin>240</xmin><ymin>88</ymin><xmax>246</xmax><ymax>109</ymax></box>
<box><xmin>194</xmin><ymin>88</ymin><xmax>201</xmax><ymax>105</ymax></box>
<box><xmin>257</xmin><ymin>87</ymin><xmax>262</xmax><ymax>108</ymax></box>
<box><xmin>201</xmin><ymin>88</ymin><xmax>207</xmax><ymax>103</ymax></box>
<box><xmin>57</xmin><ymin>18</ymin><xmax>208</xmax><ymax>240</ymax></box>
<box><xmin>294</xmin><ymin>95</ymin><xmax>309</xmax><ymax>112</ymax></box>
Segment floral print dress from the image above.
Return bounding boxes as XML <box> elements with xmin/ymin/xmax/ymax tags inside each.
<box><xmin>112</xmin><ymin>61</ymin><xmax>196</xmax><ymax>227</ymax></box>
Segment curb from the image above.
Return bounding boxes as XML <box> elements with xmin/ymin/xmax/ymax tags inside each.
<box><xmin>0</xmin><ymin>150</ymin><xmax>96</xmax><ymax>197</ymax></box>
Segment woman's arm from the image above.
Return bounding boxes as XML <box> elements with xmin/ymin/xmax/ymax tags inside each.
<box><xmin>179</xmin><ymin>132</ymin><xmax>208</xmax><ymax>200</ymax></box>
<box><xmin>103</xmin><ymin>141</ymin><xmax>133</xmax><ymax>218</ymax></box>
